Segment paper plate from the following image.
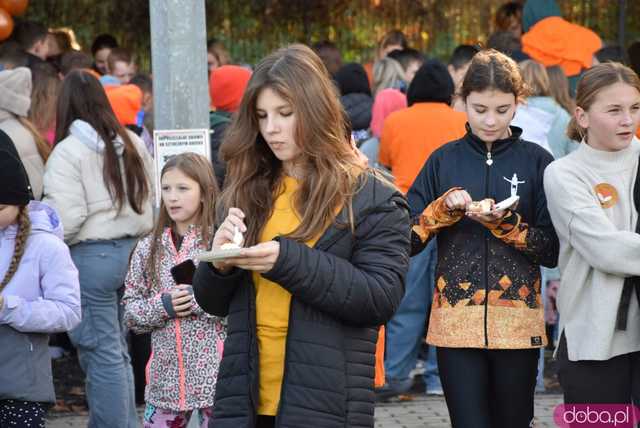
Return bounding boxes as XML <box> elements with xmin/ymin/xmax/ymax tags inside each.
<box><xmin>493</xmin><ymin>195</ymin><xmax>519</xmax><ymax>212</ymax></box>
<box><xmin>197</xmin><ymin>247</ymin><xmax>243</xmax><ymax>262</ymax></box>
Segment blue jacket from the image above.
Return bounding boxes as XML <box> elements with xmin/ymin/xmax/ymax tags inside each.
<box><xmin>0</xmin><ymin>201</ymin><xmax>80</xmax><ymax>402</ymax></box>
<box><xmin>526</xmin><ymin>96</ymin><xmax>578</xmax><ymax>159</ymax></box>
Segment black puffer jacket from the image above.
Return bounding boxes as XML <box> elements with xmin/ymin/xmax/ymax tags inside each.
<box><xmin>341</xmin><ymin>93</ymin><xmax>373</xmax><ymax>131</ymax></box>
<box><xmin>193</xmin><ymin>172</ymin><xmax>410</xmax><ymax>428</ymax></box>
<box><xmin>209</xmin><ymin>110</ymin><xmax>232</xmax><ymax>187</ymax></box>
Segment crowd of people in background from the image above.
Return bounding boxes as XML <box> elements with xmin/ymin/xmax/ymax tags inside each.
<box><xmin>1</xmin><ymin>0</ymin><xmax>640</xmax><ymax>427</ymax></box>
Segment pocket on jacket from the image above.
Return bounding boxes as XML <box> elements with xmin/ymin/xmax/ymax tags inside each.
<box><xmin>0</xmin><ymin>326</ymin><xmax>35</xmax><ymax>399</ymax></box>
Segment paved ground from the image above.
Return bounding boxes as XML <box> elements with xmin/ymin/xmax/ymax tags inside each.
<box><xmin>47</xmin><ymin>393</ymin><xmax>563</xmax><ymax>427</ymax></box>
<box><xmin>374</xmin><ymin>393</ymin><xmax>563</xmax><ymax>427</ymax></box>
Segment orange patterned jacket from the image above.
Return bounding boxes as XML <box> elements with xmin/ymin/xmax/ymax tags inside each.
<box><xmin>408</xmin><ymin>126</ymin><xmax>559</xmax><ymax>349</ymax></box>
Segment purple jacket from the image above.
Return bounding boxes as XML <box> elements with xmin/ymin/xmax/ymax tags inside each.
<box><xmin>0</xmin><ymin>201</ymin><xmax>80</xmax><ymax>333</ymax></box>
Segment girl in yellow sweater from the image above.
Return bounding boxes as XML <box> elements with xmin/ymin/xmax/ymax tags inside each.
<box><xmin>193</xmin><ymin>44</ymin><xmax>411</xmax><ymax>428</ymax></box>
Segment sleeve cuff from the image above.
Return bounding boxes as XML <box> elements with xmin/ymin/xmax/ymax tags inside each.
<box><xmin>481</xmin><ymin>210</ymin><xmax>528</xmax><ymax>249</ymax></box>
<box><xmin>262</xmin><ymin>236</ymin><xmax>290</xmax><ymax>282</ymax></box>
<box><xmin>207</xmin><ymin>262</ymin><xmax>241</xmax><ymax>278</ymax></box>
<box><xmin>161</xmin><ymin>293</ymin><xmax>177</xmax><ymax>318</ymax></box>
<box><xmin>4</xmin><ymin>295</ymin><xmax>20</xmax><ymax>310</ymax></box>
<box><xmin>414</xmin><ymin>187</ymin><xmax>465</xmax><ymax>242</ymax></box>
<box><xmin>0</xmin><ymin>295</ymin><xmax>20</xmax><ymax>322</ymax></box>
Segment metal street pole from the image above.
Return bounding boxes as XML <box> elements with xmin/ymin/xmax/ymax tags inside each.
<box><xmin>149</xmin><ymin>0</ymin><xmax>209</xmax><ymax>130</ymax></box>
<box><xmin>618</xmin><ymin>0</ymin><xmax>627</xmax><ymax>63</ymax></box>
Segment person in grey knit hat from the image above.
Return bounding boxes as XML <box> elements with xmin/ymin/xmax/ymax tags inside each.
<box><xmin>0</xmin><ymin>67</ymin><xmax>49</xmax><ymax>200</ymax></box>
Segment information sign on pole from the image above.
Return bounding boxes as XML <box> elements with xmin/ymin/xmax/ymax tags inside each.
<box><xmin>153</xmin><ymin>128</ymin><xmax>210</xmax><ymax>206</ymax></box>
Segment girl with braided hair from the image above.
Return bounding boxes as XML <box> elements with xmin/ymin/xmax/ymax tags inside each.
<box><xmin>43</xmin><ymin>69</ymin><xmax>154</xmax><ymax>427</ymax></box>
<box><xmin>0</xmin><ymin>130</ymin><xmax>80</xmax><ymax>427</ymax></box>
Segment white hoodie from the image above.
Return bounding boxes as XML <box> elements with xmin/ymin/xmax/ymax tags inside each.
<box><xmin>43</xmin><ymin>120</ymin><xmax>154</xmax><ymax>245</ymax></box>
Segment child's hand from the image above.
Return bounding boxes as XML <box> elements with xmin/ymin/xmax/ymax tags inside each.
<box><xmin>466</xmin><ymin>209</ymin><xmax>507</xmax><ymax>224</ymax></box>
<box><xmin>231</xmin><ymin>241</ymin><xmax>280</xmax><ymax>273</ymax></box>
<box><xmin>211</xmin><ymin>208</ymin><xmax>247</xmax><ymax>272</ymax></box>
<box><xmin>445</xmin><ymin>189</ymin><xmax>472</xmax><ymax>211</ymax></box>
<box><xmin>171</xmin><ymin>284</ymin><xmax>193</xmax><ymax>317</ymax></box>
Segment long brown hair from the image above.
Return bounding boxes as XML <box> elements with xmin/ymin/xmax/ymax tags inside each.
<box><xmin>28</xmin><ymin>62</ymin><xmax>61</xmax><ymax>151</ymax></box>
<box><xmin>218</xmin><ymin>44</ymin><xmax>366</xmax><ymax>246</ymax></box>
<box><xmin>18</xmin><ymin>116</ymin><xmax>50</xmax><ymax>163</ymax></box>
<box><xmin>146</xmin><ymin>153</ymin><xmax>219</xmax><ymax>281</ymax></box>
<box><xmin>54</xmin><ymin>70</ymin><xmax>149</xmax><ymax>214</ymax></box>
<box><xmin>546</xmin><ymin>65</ymin><xmax>575</xmax><ymax>114</ymax></box>
<box><xmin>519</xmin><ymin>60</ymin><xmax>550</xmax><ymax>97</ymax></box>
<box><xmin>0</xmin><ymin>206</ymin><xmax>30</xmax><ymax>290</ymax></box>
<box><xmin>567</xmin><ymin>62</ymin><xmax>640</xmax><ymax>141</ymax></box>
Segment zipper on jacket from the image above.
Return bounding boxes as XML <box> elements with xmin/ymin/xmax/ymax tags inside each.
<box><xmin>486</xmin><ymin>151</ymin><xmax>493</xmax><ymax>166</ymax></box>
<box><xmin>483</xmin><ymin>149</ymin><xmax>491</xmax><ymax>348</ymax></box>
<box><xmin>273</xmin><ymin>301</ymin><xmax>295</xmax><ymax>428</ymax></box>
<box><xmin>175</xmin><ymin>318</ymin><xmax>187</xmax><ymax>411</ymax></box>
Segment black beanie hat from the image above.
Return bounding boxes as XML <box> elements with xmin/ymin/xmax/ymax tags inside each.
<box><xmin>0</xmin><ymin>129</ymin><xmax>32</xmax><ymax>206</ymax></box>
<box><xmin>407</xmin><ymin>59</ymin><xmax>454</xmax><ymax>106</ymax></box>
<box><xmin>334</xmin><ymin>63</ymin><xmax>372</xmax><ymax>96</ymax></box>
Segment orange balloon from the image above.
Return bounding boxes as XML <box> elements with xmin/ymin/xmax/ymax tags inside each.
<box><xmin>0</xmin><ymin>8</ymin><xmax>13</xmax><ymax>41</ymax></box>
<box><xmin>0</xmin><ymin>0</ymin><xmax>27</xmax><ymax>17</ymax></box>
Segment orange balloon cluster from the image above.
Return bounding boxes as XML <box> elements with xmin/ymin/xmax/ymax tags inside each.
<box><xmin>0</xmin><ymin>0</ymin><xmax>28</xmax><ymax>41</ymax></box>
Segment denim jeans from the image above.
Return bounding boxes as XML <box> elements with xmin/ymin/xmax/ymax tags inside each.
<box><xmin>68</xmin><ymin>239</ymin><xmax>138</xmax><ymax>428</ymax></box>
<box><xmin>384</xmin><ymin>240</ymin><xmax>441</xmax><ymax>392</ymax></box>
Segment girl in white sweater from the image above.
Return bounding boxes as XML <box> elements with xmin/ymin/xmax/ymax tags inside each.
<box><xmin>544</xmin><ymin>62</ymin><xmax>640</xmax><ymax>406</ymax></box>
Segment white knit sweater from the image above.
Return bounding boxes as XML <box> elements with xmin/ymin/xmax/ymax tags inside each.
<box><xmin>544</xmin><ymin>138</ymin><xmax>640</xmax><ymax>361</ymax></box>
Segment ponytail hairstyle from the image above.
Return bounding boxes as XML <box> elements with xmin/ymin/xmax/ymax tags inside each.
<box><xmin>461</xmin><ymin>49</ymin><xmax>529</xmax><ymax>102</ymax></box>
<box><xmin>567</xmin><ymin>62</ymin><xmax>640</xmax><ymax>142</ymax></box>
<box><xmin>28</xmin><ymin>62</ymin><xmax>62</xmax><ymax>151</ymax></box>
<box><xmin>54</xmin><ymin>70</ymin><xmax>150</xmax><ymax>214</ymax></box>
<box><xmin>0</xmin><ymin>206</ymin><xmax>31</xmax><ymax>290</ymax></box>
<box><xmin>145</xmin><ymin>153</ymin><xmax>219</xmax><ymax>283</ymax></box>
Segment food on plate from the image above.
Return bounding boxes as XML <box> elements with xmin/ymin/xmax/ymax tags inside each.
<box><xmin>467</xmin><ymin>198</ymin><xmax>494</xmax><ymax>213</ymax></box>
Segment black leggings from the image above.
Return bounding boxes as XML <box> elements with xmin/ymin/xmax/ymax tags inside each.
<box><xmin>0</xmin><ymin>400</ymin><xmax>47</xmax><ymax>428</ymax></box>
<box><xmin>556</xmin><ymin>333</ymin><xmax>640</xmax><ymax>405</ymax></box>
<box><xmin>437</xmin><ymin>346</ymin><xmax>539</xmax><ymax>428</ymax></box>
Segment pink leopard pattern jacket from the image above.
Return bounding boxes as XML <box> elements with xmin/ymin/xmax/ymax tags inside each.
<box><xmin>123</xmin><ymin>226</ymin><xmax>227</xmax><ymax>411</ymax></box>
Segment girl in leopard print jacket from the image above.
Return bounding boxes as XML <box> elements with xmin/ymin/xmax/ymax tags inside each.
<box><xmin>123</xmin><ymin>153</ymin><xmax>226</xmax><ymax>427</ymax></box>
